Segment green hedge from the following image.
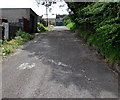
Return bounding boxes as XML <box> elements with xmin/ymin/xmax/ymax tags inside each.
<box><xmin>65</xmin><ymin>2</ymin><xmax>120</xmax><ymax>65</ymax></box>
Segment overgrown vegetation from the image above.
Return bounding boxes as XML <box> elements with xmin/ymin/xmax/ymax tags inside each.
<box><xmin>66</xmin><ymin>21</ymin><xmax>75</xmax><ymax>30</ymax></box>
<box><xmin>37</xmin><ymin>24</ymin><xmax>48</xmax><ymax>32</ymax></box>
<box><xmin>1</xmin><ymin>30</ymin><xmax>35</xmax><ymax>58</ymax></box>
<box><xmin>65</xmin><ymin>2</ymin><xmax>120</xmax><ymax>67</ymax></box>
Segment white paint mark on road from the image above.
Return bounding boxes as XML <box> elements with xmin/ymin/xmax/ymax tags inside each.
<box><xmin>48</xmin><ymin>59</ymin><xmax>71</xmax><ymax>68</ymax></box>
<box><xmin>43</xmin><ymin>41</ymin><xmax>47</xmax><ymax>44</ymax></box>
<box><xmin>81</xmin><ymin>69</ymin><xmax>85</xmax><ymax>73</ymax></box>
<box><xmin>48</xmin><ymin>59</ymin><xmax>57</xmax><ymax>65</ymax></box>
<box><xmin>34</xmin><ymin>41</ymin><xmax>37</xmax><ymax>43</ymax></box>
<box><xmin>17</xmin><ymin>63</ymin><xmax>35</xmax><ymax>70</ymax></box>
<box><xmin>34</xmin><ymin>56</ymin><xmax>39</xmax><ymax>60</ymax></box>
<box><xmin>58</xmin><ymin>62</ymin><xmax>68</xmax><ymax>67</ymax></box>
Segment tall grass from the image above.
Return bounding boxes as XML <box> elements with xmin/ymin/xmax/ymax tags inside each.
<box><xmin>1</xmin><ymin>30</ymin><xmax>35</xmax><ymax>57</ymax></box>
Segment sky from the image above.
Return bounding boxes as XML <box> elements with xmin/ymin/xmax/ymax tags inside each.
<box><xmin>0</xmin><ymin>0</ymin><xmax>69</xmax><ymax>18</ymax></box>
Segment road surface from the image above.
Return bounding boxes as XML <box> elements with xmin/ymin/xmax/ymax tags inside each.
<box><xmin>2</xmin><ymin>26</ymin><xmax>118</xmax><ymax>98</ymax></box>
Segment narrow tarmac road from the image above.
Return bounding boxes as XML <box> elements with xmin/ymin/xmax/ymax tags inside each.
<box><xmin>2</xmin><ymin>26</ymin><xmax>118</xmax><ymax>98</ymax></box>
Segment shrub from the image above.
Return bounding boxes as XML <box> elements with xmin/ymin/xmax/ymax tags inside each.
<box><xmin>37</xmin><ymin>24</ymin><xmax>48</xmax><ymax>32</ymax></box>
<box><xmin>16</xmin><ymin>29</ymin><xmax>35</xmax><ymax>41</ymax></box>
<box><xmin>66</xmin><ymin>22</ymin><xmax>75</xmax><ymax>30</ymax></box>
<box><xmin>1</xmin><ymin>30</ymin><xmax>35</xmax><ymax>57</ymax></box>
<box><xmin>65</xmin><ymin>2</ymin><xmax>120</xmax><ymax>65</ymax></box>
<box><xmin>2</xmin><ymin>45</ymin><xmax>13</xmax><ymax>56</ymax></box>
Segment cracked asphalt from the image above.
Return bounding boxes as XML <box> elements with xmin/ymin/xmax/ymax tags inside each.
<box><xmin>2</xmin><ymin>26</ymin><xmax>118</xmax><ymax>98</ymax></box>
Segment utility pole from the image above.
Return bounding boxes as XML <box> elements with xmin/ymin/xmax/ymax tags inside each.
<box><xmin>45</xmin><ymin>1</ymin><xmax>49</xmax><ymax>27</ymax></box>
<box><xmin>35</xmin><ymin>0</ymin><xmax>56</xmax><ymax>27</ymax></box>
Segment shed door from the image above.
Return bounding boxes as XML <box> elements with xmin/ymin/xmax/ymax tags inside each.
<box><xmin>30</xmin><ymin>14</ymin><xmax>35</xmax><ymax>33</ymax></box>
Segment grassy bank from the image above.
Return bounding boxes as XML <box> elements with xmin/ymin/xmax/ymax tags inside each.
<box><xmin>67</xmin><ymin>22</ymin><xmax>120</xmax><ymax>68</ymax></box>
<box><xmin>64</xmin><ymin>2</ymin><xmax>120</xmax><ymax>70</ymax></box>
<box><xmin>0</xmin><ymin>30</ymin><xmax>35</xmax><ymax>60</ymax></box>
<box><xmin>0</xmin><ymin>24</ymin><xmax>51</xmax><ymax>60</ymax></box>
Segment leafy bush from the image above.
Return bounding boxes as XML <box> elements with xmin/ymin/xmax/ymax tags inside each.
<box><xmin>66</xmin><ymin>22</ymin><xmax>75</xmax><ymax>30</ymax></box>
<box><xmin>37</xmin><ymin>24</ymin><xmax>48</xmax><ymax>32</ymax></box>
<box><xmin>16</xmin><ymin>29</ymin><xmax>35</xmax><ymax>41</ymax></box>
<box><xmin>2</xmin><ymin>46</ymin><xmax>13</xmax><ymax>56</ymax></box>
<box><xmin>65</xmin><ymin>2</ymin><xmax>120</xmax><ymax>65</ymax></box>
<box><xmin>1</xmin><ymin>30</ymin><xmax>35</xmax><ymax>56</ymax></box>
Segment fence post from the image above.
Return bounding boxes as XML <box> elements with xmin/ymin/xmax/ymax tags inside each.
<box><xmin>0</xmin><ymin>25</ymin><xmax>2</xmax><ymax>41</ymax></box>
<box><xmin>2</xmin><ymin>22</ymin><xmax>9</xmax><ymax>40</ymax></box>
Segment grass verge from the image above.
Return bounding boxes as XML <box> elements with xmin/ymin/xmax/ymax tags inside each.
<box><xmin>0</xmin><ymin>30</ymin><xmax>35</xmax><ymax>60</ymax></box>
<box><xmin>67</xmin><ymin>22</ymin><xmax>120</xmax><ymax>69</ymax></box>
